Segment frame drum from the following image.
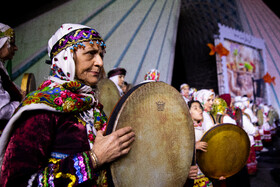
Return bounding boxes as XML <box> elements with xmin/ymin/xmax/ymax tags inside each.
<box><xmin>20</xmin><ymin>73</ymin><xmax>36</xmax><ymax>97</ymax></box>
<box><xmin>97</xmin><ymin>78</ymin><xmax>121</xmax><ymax>117</ymax></box>
<box><xmin>197</xmin><ymin>123</ymin><xmax>250</xmax><ymax>179</ymax></box>
<box><xmin>106</xmin><ymin>82</ymin><xmax>194</xmax><ymax>187</ymax></box>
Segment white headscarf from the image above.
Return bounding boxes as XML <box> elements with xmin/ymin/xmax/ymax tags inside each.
<box><xmin>234</xmin><ymin>96</ymin><xmax>245</xmax><ymax>110</ymax></box>
<box><xmin>109</xmin><ymin>75</ymin><xmax>124</xmax><ymax>96</ymax></box>
<box><xmin>47</xmin><ymin>23</ymin><xmax>90</xmax><ymax>84</ymax></box>
<box><xmin>194</xmin><ymin>89</ymin><xmax>215</xmax><ymax>107</ymax></box>
<box><xmin>0</xmin><ymin>23</ymin><xmax>13</xmax><ymax>49</ymax></box>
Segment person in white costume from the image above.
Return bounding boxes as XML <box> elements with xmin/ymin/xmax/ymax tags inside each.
<box><xmin>180</xmin><ymin>83</ymin><xmax>190</xmax><ymax>104</ymax></box>
<box><xmin>234</xmin><ymin>97</ymin><xmax>257</xmax><ymax>146</ymax></box>
<box><xmin>242</xmin><ymin>97</ymin><xmax>258</xmax><ymax>124</ymax></box>
<box><xmin>188</xmin><ymin>100</ymin><xmax>213</xmax><ymax>187</ymax></box>
<box><xmin>194</xmin><ymin>89</ymin><xmax>215</xmax><ymax>132</ymax></box>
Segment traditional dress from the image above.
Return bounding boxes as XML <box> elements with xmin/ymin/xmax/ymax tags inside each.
<box><xmin>0</xmin><ymin>23</ymin><xmax>109</xmax><ymax>186</ymax></box>
<box><xmin>268</xmin><ymin>107</ymin><xmax>278</xmax><ymax>136</ymax></box>
<box><xmin>193</xmin><ymin>91</ymin><xmax>215</xmax><ymax>185</ymax></box>
<box><xmin>193</xmin><ymin>120</ymin><xmax>212</xmax><ymax>187</ymax></box>
<box><xmin>234</xmin><ymin>97</ymin><xmax>258</xmax><ymax>175</ymax></box>
<box><xmin>0</xmin><ymin>23</ymin><xmax>22</xmax><ymax>135</ymax></box>
<box><xmin>262</xmin><ymin>105</ymin><xmax>272</xmax><ymax>143</ymax></box>
<box><xmin>190</xmin><ymin>94</ymin><xmax>214</xmax><ymax>187</ymax></box>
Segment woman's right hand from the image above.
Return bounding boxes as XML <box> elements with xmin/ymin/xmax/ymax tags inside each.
<box><xmin>92</xmin><ymin>126</ymin><xmax>135</xmax><ymax>166</ymax></box>
<box><xmin>195</xmin><ymin>141</ymin><xmax>208</xmax><ymax>152</ymax></box>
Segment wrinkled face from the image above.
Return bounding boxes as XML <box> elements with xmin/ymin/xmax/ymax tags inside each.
<box><xmin>0</xmin><ymin>36</ymin><xmax>18</xmax><ymax>61</ymax></box>
<box><xmin>74</xmin><ymin>41</ymin><xmax>105</xmax><ymax>86</ymax></box>
<box><xmin>189</xmin><ymin>102</ymin><xmax>203</xmax><ymax>122</ymax></box>
<box><xmin>118</xmin><ymin>74</ymin><xmax>125</xmax><ymax>87</ymax></box>
<box><xmin>181</xmin><ymin>86</ymin><xmax>189</xmax><ymax>98</ymax></box>
<box><xmin>204</xmin><ymin>94</ymin><xmax>214</xmax><ymax>112</ymax></box>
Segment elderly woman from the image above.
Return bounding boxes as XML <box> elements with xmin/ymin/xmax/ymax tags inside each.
<box><xmin>0</xmin><ymin>23</ymin><xmax>135</xmax><ymax>186</ymax></box>
<box><xmin>194</xmin><ymin>89</ymin><xmax>216</xmax><ymax>132</ymax></box>
<box><xmin>0</xmin><ymin>23</ymin><xmax>22</xmax><ymax>134</ymax></box>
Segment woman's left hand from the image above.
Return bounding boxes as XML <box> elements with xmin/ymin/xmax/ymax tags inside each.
<box><xmin>92</xmin><ymin>126</ymin><xmax>135</xmax><ymax>166</ymax></box>
<box><xmin>188</xmin><ymin>165</ymin><xmax>198</xmax><ymax>179</ymax></box>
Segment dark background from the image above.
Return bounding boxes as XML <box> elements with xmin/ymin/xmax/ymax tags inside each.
<box><xmin>0</xmin><ymin>0</ymin><xmax>279</xmax><ymax>27</ymax></box>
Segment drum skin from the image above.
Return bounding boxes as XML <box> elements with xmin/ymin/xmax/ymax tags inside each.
<box><xmin>197</xmin><ymin>123</ymin><xmax>250</xmax><ymax>179</ymax></box>
<box><xmin>21</xmin><ymin>73</ymin><xmax>36</xmax><ymax>97</ymax></box>
<box><xmin>97</xmin><ymin>78</ymin><xmax>121</xmax><ymax>117</ymax></box>
<box><xmin>107</xmin><ymin>82</ymin><xmax>195</xmax><ymax>187</ymax></box>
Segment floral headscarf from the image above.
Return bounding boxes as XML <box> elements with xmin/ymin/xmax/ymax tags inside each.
<box><xmin>0</xmin><ymin>23</ymin><xmax>14</xmax><ymax>49</ymax></box>
<box><xmin>234</xmin><ymin>96</ymin><xmax>245</xmax><ymax>110</ymax></box>
<box><xmin>48</xmin><ymin>23</ymin><xmax>105</xmax><ymax>83</ymax></box>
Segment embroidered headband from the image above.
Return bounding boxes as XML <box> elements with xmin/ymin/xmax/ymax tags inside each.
<box><xmin>50</xmin><ymin>28</ymin><xmax>105</xmax><ymax>59</ymax></box>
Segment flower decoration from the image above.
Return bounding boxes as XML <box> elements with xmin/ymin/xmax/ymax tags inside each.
<box><xmin>207</xmin><ymin>43</ymin><xmax>229</xmax><ymax>57</ymax></box>
<box><xmin>263</xmin><ymin>72</ymin><xmax>276</xmax><ymax>85</ymax></box>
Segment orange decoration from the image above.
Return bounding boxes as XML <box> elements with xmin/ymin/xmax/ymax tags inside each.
<box><xmin>207</xmin><ymin>43</ymin><xmax>216</xmax><ymax>56</ymax></box>
<box><xmin>263</xmin><ymin>72</ymin><xmax>276</xmax><ymax>85</ymax></box>
<box><xmin>207</xmin><ymin>43</ymin><xmax>229</xmax><ymax>57</ymax></box>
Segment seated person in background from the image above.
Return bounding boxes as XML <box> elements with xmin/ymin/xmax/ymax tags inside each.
<box><xmin>0</xmin><ymin>23</ymin><xmax>22</xmax><ymax>135</ymax></box>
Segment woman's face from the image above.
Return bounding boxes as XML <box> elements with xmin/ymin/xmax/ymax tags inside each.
<box><xmin>204</xmin><ymin>94</ymin><xmax>214</xmax><ymax>112</ymax></box>
<box><xmin>0</xmin><ymin>37</ymin><xmax>18</xmax><ymax>61</ymax></box>
<box><xmin>118</xmin><ymin>74</ymin><xmax>125</xmax><ymax>87</ymax></box>
<box><xmin>189</xmin><ymin>102</ymin><xmax>203</xmax><ymax>122</ymax></box>
<box><xmin>181</xmin><ymin>87</ymin><xmax>189</xmax><ymax>98</ymax></box>
<box><xmin>74</xmin><ymin>41</ymin><xmax>104</xmax><ymax>86</ymax></box>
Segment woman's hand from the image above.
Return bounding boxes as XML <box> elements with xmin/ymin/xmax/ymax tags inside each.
<box><xmin>92</xmin><ymin>126</ymin><xmax>135</xmax><ymax>166</ymax></box>
<box><xmin>195</xmin><ymin>141</ymin><xmax>208</xmax><ymax>152</ymax></box>
<box><xmin>188</xmin><ymin>165</ymin><xmax>198</xmax><ymax>179</ymax></box>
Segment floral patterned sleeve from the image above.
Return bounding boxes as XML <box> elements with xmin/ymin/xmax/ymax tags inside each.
<box><xmin>0</xmin><ymin>110</ymin><xmax>107</xmax><ymax>187</ymax></box>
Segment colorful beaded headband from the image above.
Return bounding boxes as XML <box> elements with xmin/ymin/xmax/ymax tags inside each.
<box><xmin>50</xmin><ymin>28</ymin><xmax>105</xmax><ymax>59</ymax></box>
<box><xmin>0</xmin><ymin>28</ymin><xmax>14</xmax><ymax>39</ymax></box>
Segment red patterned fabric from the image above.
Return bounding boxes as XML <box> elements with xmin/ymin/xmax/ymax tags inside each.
<box><xmin>0</xmin><ymin>110</ymin><xmax>99</xmax><ymax>186</ymax></box>
<box><xmin>247</xmin><ymin>146</ymin><xmax>257</xmax><ymax>175</ymax></box>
